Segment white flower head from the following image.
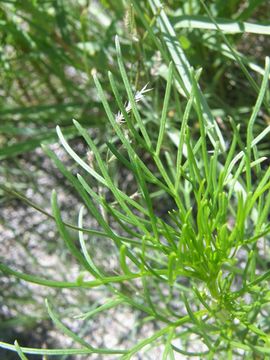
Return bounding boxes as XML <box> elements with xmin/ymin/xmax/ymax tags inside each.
<box><xmin>115</xmin><ymin>83</ymin><xmax>152</xmax><ymax>124</ymax></box>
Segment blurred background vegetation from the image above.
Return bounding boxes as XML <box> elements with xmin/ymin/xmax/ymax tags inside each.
<box><xmin>0</xmin><ymin>0</ymin><xmax>270</xmax><ymax>358</ymax></box>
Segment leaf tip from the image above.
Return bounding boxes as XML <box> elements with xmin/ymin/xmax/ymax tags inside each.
<box><xmin>72</xmin><ymin>118</ymin><xmax>79</xmax><ymax>127</ymax></box>
<box><xmin>91</xmin><ymin>68</ymin><xmax>98</xmax><ymax>81</ymax></box>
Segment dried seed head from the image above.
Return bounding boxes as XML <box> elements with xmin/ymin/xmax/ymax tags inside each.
<box><xmin>87</xmin><ymin>151</ymin><xmax>95</xmax><ymax>168</ymax></box>
<box><xmin>124</xmin><ymin>2</ymin><xmax>139</xmax><ymax>42</ymax></box>
<box><xmin>130</xmin><ymin>191</ymin><xmax>140</xmax><ymax>200</ymax></box>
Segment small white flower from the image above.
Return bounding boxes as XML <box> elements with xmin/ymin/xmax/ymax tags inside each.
<box><xmin>115</xmin><ymin>84</ymin><xmax>152</xmax><ymax>124</ymax></box>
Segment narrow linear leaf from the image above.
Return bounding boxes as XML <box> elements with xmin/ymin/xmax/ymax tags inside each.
<box><xmin>14</xmin><ymin>341</ymin><xmax>29</xmax><ymax>360</ymax></box>
<box><xmin>45</xmin><ymin>299</ymin><xmax>93</xmax><ymax>349</ymax></box>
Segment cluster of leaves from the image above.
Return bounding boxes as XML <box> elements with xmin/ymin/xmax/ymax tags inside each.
<box><xmin>1</xmin><ymin>0</ymin><xmax>270</xmax><ymax>359</ymax></box>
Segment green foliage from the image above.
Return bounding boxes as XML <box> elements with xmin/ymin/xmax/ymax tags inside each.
<box><xmin>1</xmin><ymin>0</ymin><xmax>270</xmax><ymax>359</ymax></box>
